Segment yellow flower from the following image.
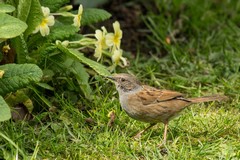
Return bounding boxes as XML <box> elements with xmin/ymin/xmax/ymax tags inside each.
<box><xmin>106</xmin><ymin>21</ymin><xmax>122</xmax><ymax>49</ymax></box>
<box><xmin>111</xmin><ymin>49</ymin><xmax>127</xmax><ymax>66</ymax></box>
<box><xmin>73</xmin><ymin>4</ymin><xmax>83</xmax><ymax>28</ymax></box>
<box><xmin>33</xmin><ymin>7</ymin><xmax>55</xmax><ymax>37</ymax></box>
<box><xmin>94</xmin><ymin>27</ymin><xmax>108</xmax><ymax>61</ymax></box>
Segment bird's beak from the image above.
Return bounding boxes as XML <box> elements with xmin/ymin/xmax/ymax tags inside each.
<box><xmin>106</xmin><ymin>76</ymin><xmax>116</xmax><ymax>81</ymax></box>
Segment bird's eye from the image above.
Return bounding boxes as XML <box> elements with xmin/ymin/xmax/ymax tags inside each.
<box><xmin>120</xmin><ymin>78</ymin><xmax>126</xmax><ymax>82</ymax></box>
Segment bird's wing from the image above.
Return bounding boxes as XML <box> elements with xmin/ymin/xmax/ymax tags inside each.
<box><xmin>135</xmin><ymin>85</ymin><xmax>185</xmax><ymax>105</ymax></box>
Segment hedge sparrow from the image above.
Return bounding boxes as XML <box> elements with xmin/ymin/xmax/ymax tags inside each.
<box><xmin>107</xmin><ymin>73</ymin><xmax>228</xmax><ymax>145</ymax></box>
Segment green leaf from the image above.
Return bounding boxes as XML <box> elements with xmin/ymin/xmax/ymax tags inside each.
<box><xmin>41</xmin><ymin>0</ymin><xmax>69</xmax><ymax>12</ymax></box>
<box><xmin>48</xmin><ymin>23</ymin><xmax>79</xmax><ymax>41</ymax></box>
<box><xmin>57</xmin><ymin>44</ymin><xmax>111</xmax><ymax>76</ymax></box>
<box><xmin>81</xmin><ymin>8</ymin><xmax>111</xmax><ymax>26</ymax></box>
<box><xmin>30</xmin><ymin>44</ymin><xmax>59</xmax><ymax>65</ymax></box>
<box><xmin>11</xmin><ymin>34</ymin><xmax>29</xmax><ymax>63</ymax></box>
<box><xmin>24</xmin><ymin>0</ymin><xmax>44</xmax><ymax>38</ymax></box>
<box><xmin>0</xmin><ymin>3</ymin><xmax>15</xmax><ymax>13</ymax></box>
<box><xmin>61</xmin><ymin>58</ymin><xmax>92</xmax><ymax>97</ymax></box>
<box><xmin>26</xmin><ymin>34</ymin><xmax>47</xmax><ymax>51</ymax></box>
<box><xmin>17</xmin><ymin>0</ymin><xmax>32</xmax><ymax>22</ymax></box>
<box><xmin>76</xmin><ymin>0</ymin><xmax>108</xmax><ymax>8</ymax></box>
<box><xmin>4</xmin><ymin>89</ymin><xmax>34</xmax><ymax>111</ymax></box>
<box><xmin>0</xmin><ymin>13</ymin><xmax>27</xmax><ymax>39</ymax></box>
<box><xmin>36</xmin><ymin>82</ymin><xmax>54</xmax><ymax>91</ymax></box>
<box><xmin>26</xmin><ymin>22</ymin><xmax>78</xmax><ymax>50</ymax></box>
<box><xmin>0</xmin><ymin>64</ymin><xmax>43</xmax><ymax>96</ymax></box>
<box><xmin>70</xmin><ymin>61</ymin><xmax>92</xmax><ymax>97</ymax></box>
<box><xmin>0</xmin><ymin>95</ymin><xmax>11</xmax><ymax>122</ymax></box>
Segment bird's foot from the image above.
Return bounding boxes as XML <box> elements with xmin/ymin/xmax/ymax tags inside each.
<box><xmin>157</xmin><ymin>142</ymin><xmax>168</xmax><ymax>155</ymax></box>
<box><xmin>132</xmin><ymin>132</ymin><xmax>143</xmax><ymax>139</ymax></box>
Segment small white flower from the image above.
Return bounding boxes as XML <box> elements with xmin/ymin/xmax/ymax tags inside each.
<box><xmin>73</xmin><ymin>4</ymin><xmax>83</xmax><ymax>28</ymax></box>
<box><xmin>33</xmin><ymin>7</ymin><xmax>55</xmax><ymax>37</ymax></box>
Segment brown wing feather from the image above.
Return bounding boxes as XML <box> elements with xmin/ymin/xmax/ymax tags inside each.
<box><xmin>135</xmin><ymin>85</ymin><xmax>184</xmax><ymax>105</ymax></box>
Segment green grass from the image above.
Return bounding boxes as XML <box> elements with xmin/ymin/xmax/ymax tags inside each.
<box><xmin>1</xmin><ymin>0</ymin><xmax>240</xmax><ymax>159</ymax></box>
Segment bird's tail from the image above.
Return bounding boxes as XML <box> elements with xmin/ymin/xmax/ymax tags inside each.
<box><xmin>189</xmin><ymin>95</ymin><xmax>228</xmax><ymax>103</ymax></box>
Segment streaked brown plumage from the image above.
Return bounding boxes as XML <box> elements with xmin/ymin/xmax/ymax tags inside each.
<box><xmin>107</xmin><ymin>73</ymin><xmax>228</xmax><ymax>145</ymax></box>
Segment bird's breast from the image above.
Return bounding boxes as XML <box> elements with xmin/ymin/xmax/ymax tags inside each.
<box><xmin>119</xmin><ymin>93</ymin><xmax>155</xmax><ymax>123</ymax></box>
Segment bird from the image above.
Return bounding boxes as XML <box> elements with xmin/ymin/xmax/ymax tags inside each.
<box><xmin>107</xmin><ymin>73</ymin><xmax>228</xmax><ymax>145</ymax></box>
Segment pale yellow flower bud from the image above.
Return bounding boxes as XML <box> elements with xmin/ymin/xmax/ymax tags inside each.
<box><xmin>73</xmin><ymin>4</ymin><xmax>83</xmax><ymax>28</ymax></box>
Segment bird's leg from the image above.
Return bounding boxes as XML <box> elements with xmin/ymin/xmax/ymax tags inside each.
<box><xmin>133</xmin><ymin>123</ymin><xmax>156</xmax><ymax>139</ymax></box>
<box><xmin>163</xmin><ymin>122</ymin><xmax>168</xmax><ymax>144</ymax></box>
<box><xmin>158</xmin><ymin>122</ymin><xmax>168</xmax><ymax>147</ymax></box>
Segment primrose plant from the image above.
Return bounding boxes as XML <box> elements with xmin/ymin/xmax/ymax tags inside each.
<box><xmin>0</xmin><ymin>0</ymin><xmax>127</xmax><ymax>121</ymax></box>
<box><xmin>31</xmin><ymin>4</ymin><xmax>127</xmax><ymax>67</ymax></box>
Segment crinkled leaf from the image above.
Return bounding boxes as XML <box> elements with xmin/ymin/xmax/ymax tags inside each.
<box><xmin>41</xmin><ymin>0</ymin><xmax>69</xmax><ymax>12</ymax></box>
<box><xmin>27</xmin><ymin>22</ymin><xmax>78</xmax><ymax>48</ymax></box>
<box><xmin>0</xmin><ymin>64</ymin><xmax>43</xmax><ymax>96</ymax></box>
<box><xmin>11</xmin><ymin>34</ymin><xmax>29</xmax><ymax>64</ymax></box>
<box><xmin>24</xmin><ymin>0</ymin><xmax>43</xmax><ymax>38</ymax></box>
<box><xmin>0</xmin><ymin>13</ymin><xmax>27</xmax><ymax>39</ymax></box>
<box><xmin>17</xmin><ymin>0</ymin><xmax>32</xmax><ymax>22</ymax></box>
<box><xmin>27</xmin><ymin>34</ymin><xmax>47</xmax><ymax>51</ymax></box>
<box><xmin>0</xmin><ymin>96</ymin><xmax>11</xmax><ymax>122</ymax></box>
<box><xmin>0</xmin><ymin>70</ymin><xmax>4</xmax><ymax>78</ymax></box>
<box><xmin>77</xmin><ymin>0</ymin><xmax>108</xmax><ymax>8</ymax></box>
<box><xmin>33</xmin><ymin>44</ymin><xmax>60</xmax><ymax>66</ymax></box>
<box><xmin>57</xmin><ymin>44</ymin><xmax>111</xmax><ymax>76</ymax></box>
<box><xmin>71</xmin><ymin>61</ymin><xmax>92</xmax><ymax>97</ymax></box>
<box><xmin>0</xmin><ymin>3</ymin><xmax>15</xmax><ymax>13</ymax></box>
<box><xmin>48</xmin><ymin>23</ymin><xmax>79</xmax><ymax>41</ymax></box>
<box><xmin>61</xmin><ymin>58</ymin><xmax>92</xmax><ymax>97</ymax></box>
<box><xmin>81</xmin><ymin>8</ymin><xmax>111</xmax><ymax>25</ymax></box>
